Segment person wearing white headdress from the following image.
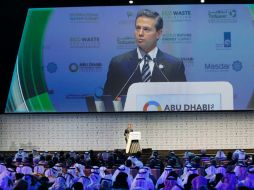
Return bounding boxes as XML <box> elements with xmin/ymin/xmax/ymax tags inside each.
<box><xmin>182</xmin><ymin>167</ymin><xmax>198</xmax><ymax>186</ymax></box>
<box><xmin>205</xmin><ymin>165</ymin><xmax>216</xmax><ymax>182</ymax></box>
<box><xmin>156</xmin><ymin>166</ymin><xmax>173</xmax><ymax>189</ymax></box>
<box><xmin>238</xmin><ymin>167</ymin><xmax>254</xmax><ymax>188</ymax></box>
<box><xmin>49</xmin><ymin>176</ymin><xmax>67</xmax><ymax>190</ymax></box>
<box><xmin>128</xmin><ymin>155</ymin><xmax>144</xmax><ymax>169</ymax></box>
<box><xmin>180</xmin><ymin>163</ymin><xmax>192</xmax><ymax>181</ymax></box>
<box><xmin>45</xmin><ymin>166</ymin><xmax>58</xmax><ymax>183</ymax></box>
<box><xmin>100</xmin><ymin>174</ymin><xmax>113</xmax><ymax>190</ymax></box>
<box><xmin>53</xmin><ymin>163</ymin><xmax>63</xmax><ymax>177</ymax></box>
<box><xmin>14</xmin><ymin>148</ymin><xmax>26</xmax><ymax>162</ymax></box>
<box><xmin>23</xmin><ymin>174</ymin><xmax>41</xmax><ymax>190</ymax></box>
<box><xmin>78</xmin><ymin>176</ymin><xmax>91</xmax><ymax>189</ymax></box>
<box><xmin>34</xmin><ymin>161</ymin><xmax>46</xmax><ymax>177</ymax></box>
<box><xmin>112</xmin><ymin>164</ymin><xmax>133</xmax><ymax>188</ymax></box>
<box><xmin>65</xmin><ymin>166</ymin><xmax>77</xmax><ymax>188</ymax></box>
<box><xmin>100</xmin><ymin>166</ymin><xmax>107</xmax><ymax>178</ymax></box>
<box><xmin>0</xmin><ymin>173</ymin><xmax>13</xmax><ymax>190</ymax></box>
<box><xmin>87</xmin><ymin>166</ymin><xmax>101</xmax><ymax>190</ymax></box>
<box><xmin>215</xmin><ymin>171</ymin><xmax>238</xmax><ymax>190</ymax></box>
<box><xmin>235</xmin><ymin>163</ymin><xmax>248</xmax><ymax>181</ymax></box>
<box><xmin>215</xmin><ymin>150</ymin><xmax>226</xmax><ymax>160</ymax></box>
<box><xmin>16</xmin><ymin>163</ymin><xmax>23</xmax><ymax>174</ymax></box>
<box><xmin>215</xmin><ymin>165</ymin><xmax>226</xmax><ymax>177</ymax></box>
<box><xmin>131</xmin><ymin>168</ymin><xmax>154</xmax><ymax>190</ymax></box>
<box><xmin>191</xmin><ymin>175</ymin><xmax>208</xmax><ymax>190</ymax></box>
<box><xmin>0</xmin><ymin>163</ymin><xmax>6</xmax><ymax>175</ymax></box>
<box><xmin>161</xmin><ymin>175</ymin><xmax>177</xmax><ymax>190</ymax></box>
<box><xmin>0</xmin><ymin>168</ymin><xmax>15</xmax><ymax>190</ymax></box>
<box><xmin>74</xmin><ymin>163</ymin><xmax>85</xmax><ymax>177</ymax></box>
<box><xmin>21</xmin><ymin>165</ymin><xmax>33</xmax><ymax>175</ymax></box>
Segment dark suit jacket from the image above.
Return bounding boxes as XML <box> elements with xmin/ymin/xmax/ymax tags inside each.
<box><xmin>104</xmin><ymin>49</ymin><xmax>186</xmax><ymax>99</ymax></box>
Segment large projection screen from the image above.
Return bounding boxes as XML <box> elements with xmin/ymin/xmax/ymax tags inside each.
<box><xmin>5</xmin><ymin>4</ymin><xmax>254</xmax><ymax>112</ymax></box>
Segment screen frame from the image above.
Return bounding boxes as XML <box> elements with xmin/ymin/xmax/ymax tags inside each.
<box><xmin>1</xmin><ymin>0</ymin><xmax>254</xmax><ymax>114</ymax></box>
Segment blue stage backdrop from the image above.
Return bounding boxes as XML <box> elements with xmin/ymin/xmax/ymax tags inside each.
<box><xmin>5</xmin><ymin>4</ymin><xmax>254</xmax><ymax>112</ymax></box>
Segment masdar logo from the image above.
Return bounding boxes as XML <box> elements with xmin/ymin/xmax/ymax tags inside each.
<box><xmin>143</xmin><ymin>101</ymin><xmax>162</xmax><ymax>111</ymax></box>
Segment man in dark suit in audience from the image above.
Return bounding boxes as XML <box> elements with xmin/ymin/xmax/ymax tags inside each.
<box><xmin>104</xmin><ymin>9</ymin><xmax>186</xmax><ymax>99</ymax></box>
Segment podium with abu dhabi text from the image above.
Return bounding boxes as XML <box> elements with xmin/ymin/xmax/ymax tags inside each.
<box><xmin>126</xmin><ymin>132</ymin><xmax>141</xmax><ymax>154</ymax></box>
<box><xmin>124</xmin><ymin>82</ymin><xmax>233</xmax><ymax>111</ymax></box>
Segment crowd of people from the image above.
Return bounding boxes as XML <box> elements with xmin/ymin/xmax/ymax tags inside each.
<box><xmin>0</xmin><ymin>148</ymin><xmax>254</xmax><ymax>190</ymax></box>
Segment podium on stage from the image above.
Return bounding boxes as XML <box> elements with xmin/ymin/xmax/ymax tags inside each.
<box><xmin>126</xmin><ymin>132</ymin><xmax>141</xmax><ymax>154</ymax></box>
<box><xmin>124</xmin><ymin>82</ymin><xmax>233</xmax><ymax>111</ymax></box>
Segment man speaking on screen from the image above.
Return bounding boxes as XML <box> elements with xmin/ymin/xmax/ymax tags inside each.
<box><xmin>104</xmin><ymin>9</ymin><xmax>186</xmax><ymax>100</ymax></box>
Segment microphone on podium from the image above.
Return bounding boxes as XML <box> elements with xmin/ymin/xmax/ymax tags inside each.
<box><xmin>153</xmin><ymin>58</ymin><xmax>170</xmax><ymax>82</ymax></box>
<box><xmin>114</xmin><ymin>56</ymin><xmax>145</xmax><ymax>101</ymax></box>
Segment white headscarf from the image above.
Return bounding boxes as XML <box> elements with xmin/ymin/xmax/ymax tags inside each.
<box><xmin>238</xmin><ymin>168</ymin><xmax>254</xmax><ymax>188</ymax></box>
<box><xmin>16</xmin><ymin>164</ymin><xmax>22</xmax><ymax>174</ymax></box>
<box><xmin>156</xmin><ymin>166</ymin><xmax>173</xmax><ymax>189</ymax></box>
<box><xmin>205</xmin><ymin>165</ymin><xmax>216</xmax><ymax>182</ymax></box>
<box><xmin>234</xmin><ymin>164</ymin><xmax>247</xmax><ymax>181</ymax></box>
<box><xmin>215</xmin><ymin>166</ymin><xmax>226</xmax><ymax>176</ymax></box>
<box><xmin>131</xmin><ymin>168</ymin><xmax>154</xmax><ymax>190</ymax></box>
<box><xmin>99</xmin><ymin>166</ymin><xmax>107</xmax><ymax>178</ymax></box>
<box><xmin>0</xmin><ymin>163</ymin><xmax>6</xmax><ymax>175</ymax></box>
<box><xmin>21</xmin><ymin>165</ymin><xmax>33</xmax><ymax>175</ymax></box>
<box><xmin>74</xmin><ymin>163</ymin><xmax>85</xmax><ymax>177</ymax></box>
<box><xmin>45</xmin><ymin>167</ymin><xmax>58</xmax><ymax>183</ymax></box>
<box><xmin>88</xmin><ymin>166</ymin><xmax>101</xmax><ymax>189</ymax></box>
<box><xmin>49</xmin><ymin>176</ymin><xmax>66</xmax><ymax>190</ymax></box>
<box><xmin>112</xmin><ymin>165</ymin><xmax>133</xmax><ymax>188</ymax></box>
<box><xmin>53</xmin><ymin>163</ymin><xmax>63</xmax><ymax>176</ymax></box>
<box><xmin>34</xmin><ymin>161</ymin><xmax>46</xmax><ymax>175</ymax></box>
<box><xmin>215</xmin><ymin>150</ymin><xmax>226</xmax><ymax>160</ymax></box>
<box><xmin>78</xmin><ymin>176</ymin><xmax>91</xmax><ymax>189</ymax></box>
<box><xmin>0</xmin><ymin>174</ymin><xmax>13</xmax><ymax>190</ymax></box>
<box><xmin>65</xmin><ymin>167</ymin><xmax>76</xmax><ymax>188</ymax></box>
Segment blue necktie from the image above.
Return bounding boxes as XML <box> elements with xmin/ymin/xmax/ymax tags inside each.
<box><xmin>142</xmin><ymin>54</ymin><xmax>152</xmax><ymax>82</ymax></box>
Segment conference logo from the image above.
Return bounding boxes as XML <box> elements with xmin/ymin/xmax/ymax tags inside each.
<box><xmin>204</xmin><ymin>63</ymin><xmax>230</xmax><ymax>72</ymax></box>
<box><xmin>116</xmin><ymin>36</ymin><xmax>136</xmax><ymax>49</ymax></box>
<box><xmin>69</xmin><ymin>63</ymin><xmax>79</xmax><ymax>72</ymax></box>
<box><xmin>204</xmin><ymin>60</ymin><xmax>243</xmax><ymax>72</ymax></box>
<box><xmin>143</xmin><ymin>101</ymin><xmax>162</xmax><ymax>111</ymax></box>
<box><xmin>208</xmin><ymin>9</ymin><xmax>237</xmax><ymax>23</ymax></box>
<box><xmin>70</xmin><ymin>36</ymin><xmax>100</xmax><ymax>48</ymax></box>
<box><xmin>162</xmin><ymin>33</ymin><xmax>192</xmax><ymax>44</ymax></box>
<box><xmin>232</xmin><ymin>60</ymin><xmax>243</xmax><ymax>72</ymax></box>
<box><xmin>69</xmin><ymin>62</ymin><xmax>102</xmax><ymax>73</ymax></box>
<box><xmin>47</xmin><ymin>62</ymin><xmax>57</xmax><ymax>73</ymax></box>
<box><xmin>69</xmin><ymin>13</ymin><xmax>99</xmax><ymax>23</ymax></box>
<box><xmin>161</xmin><ymin>9</ymin><xmax>192</xmax><ymax>22</ymax></box>
<box><xmin>216</xmin><ymin>32</ymin><xmax>231</xmax><ymax>50</ymax></box>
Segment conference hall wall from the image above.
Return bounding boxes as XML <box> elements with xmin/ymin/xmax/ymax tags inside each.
<box><xmin>0</xmin><ymin>112</ymin><xmax>253</xmax><ymax>151</ymax></box>
<box><xmin>1</xmin><ymin>1</ymin><xmax>254</xmax><ymax>151</ymax></box>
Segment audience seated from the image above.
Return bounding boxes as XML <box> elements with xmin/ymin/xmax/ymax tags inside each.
<box><xmin>0</xmin><ymin>148</ymin><xmax>253</xmax><ymax>189</ymax></box>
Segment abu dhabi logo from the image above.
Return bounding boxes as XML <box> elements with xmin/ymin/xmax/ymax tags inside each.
<box><xmin>69</xmin><ymin>63</ymin><xmax>79</xmax><ymax>72</ymax></box>
<box><xmin>143</xmin><ymin>101</ymin><xmax>162</xmax><ymax>111</ymax></box>
<box><xmin>232</xmin><ymin>60</ymin><xmax>243</xmax><ymax>72</ymax></box>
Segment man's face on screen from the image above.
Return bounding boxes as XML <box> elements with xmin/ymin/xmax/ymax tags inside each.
<box><xmin>135</xmin><ymin>16</ymin><xmax>162</xmax><ymax>53</ymax></box>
